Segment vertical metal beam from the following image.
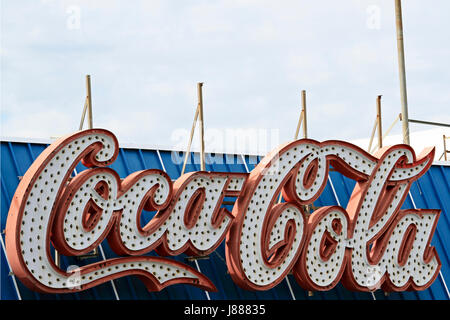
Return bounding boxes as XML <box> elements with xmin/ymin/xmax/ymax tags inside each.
<box><xmin>301</xmin><ymin>90</ymin><xmax>307</xmax><ymax>139</ymax></box>
<box><xmin>394</xmin><ymin>0</ymin><xmax>410</xmax><ymax>145</ymax></box>
<box><xmin>86</xmin><ymin>75</ymin><xmax>93</xmax><ymax>130</ymax></box>
<box><xmin>376</xmin><ymin>95</ymin><xmax>383</xmax><ymax>149</ymax></box>
<box><xmin>198</xmin><ymin>82</ymin><xmax>205</xmax><ymax>171</ymax></box>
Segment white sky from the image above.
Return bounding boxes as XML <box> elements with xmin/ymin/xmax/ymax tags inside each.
<box><xmin>1</xmin><ymin>0</ymin><xmax>449</xmax><ymax>158</ymax></box>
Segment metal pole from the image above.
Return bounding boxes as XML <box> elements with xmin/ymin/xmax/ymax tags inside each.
<box><xmin>86</xmin><ymin>75</ymin><xmax>93</xmax><ymax>129</ymax></box>
<box><xmin>367</xmin><ymin>118</ymin><xmax>378</xmax><ymax>152</ymax></box>
<box><xmin>376</xmin><ymin>95</ymin><xmax>382</xmax><ymax>149</ymax></box>
<box><xmin>64</xmin><ymin>76</ymin><xmax>98</xmax><ymax>268</ymax></box>
<box><xmin>198</xmin><ymin>82</ymin><xmax>205</xmax><ymax>171</ymax></box>
<box><xmin>444</xmin><ymin>135</ymin><xmax>448</xmax><ymax>161</ymax></box>
<box><xmin>0</xmin><ymin>236</ymin><xmax>22</xmax><ymax>299</ymax></box>
<box><xmin>54</xmin><ymin>250</ymin><xmax>60</xmax><ymax>268</ymax></box>
<box><xmin>407</xmin><ymin>118</ymin><xmax>450</xmax><ymax>128</ymax></box>
<box><xmin>294</xmin><ymin>111</ymin><xmax>304</xmax><ymax>140</ymax></box>
<box><xmin>383</xmin><ymin>113</ymin><xmax>402</xmax><ymax>142</ymax></box>
<box><xmin>370</xmin><ymin>113</ymin><xmax>402</xmax><ymax>154</ymax></box>
<box><xmin>281</xmin><ymin>92</ymin><xmax>305</xmax><ymax>202</ymax></box>
<box><xmin>79</xmin><ymin>100</ymin><xmax>88</xmax><ymax>130</ymax></box>
<box><xmin>301</xmin><ymin>90</ymin><xmax>307</xmax><ymax>139</ymax></box>
<box><xmin>181</xmin><ymin>105</ymin><xmax>200</xmax><ymax>175</ymax></box>
<box><xmin>85</xmin><ymin>75</ymin><xmax>97</xmax><ymax>255</ymax></box>
<box><xmin>394</xmin><ymin>0</ymin><xmax>410</xmax><ymax>145</ymax></box>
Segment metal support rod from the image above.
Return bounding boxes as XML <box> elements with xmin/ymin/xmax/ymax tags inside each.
<box><xmin>408</xmin><ymin>118</ymin><xmax>450</xmax><ymax>128</ymax></box>
<box><xmin>376</xmin><ymin>95</ymin><xmax>382</xmax><ymax>149</ymax></box>
<box><xmin>177</xmin><ymin>94</ymin><xmax>210</xmax><ymax>302</ymax></box>
<box><xmin>281</xmin><ymin>96</ymin><xmax>304</xmax><ymax>203</ymax></box>
<box><xmin>294</xmin><ymin>110</ymin><xmax>304</xmax><ymax>141</ymax></box>
<box><xmin>54</xmin><ymin>250</ymin><xmax>60</xmax><ymax>269</ymax></box>
<box><xmin>370</xmin><ymin>113</ymin><xmax>402</xmax><ymax>154</ymax></box>
<box><xmin>198</xmin><ymin>82</ymin><xmax>206</xmax><ymax>171</ymax></box>
<box><xmin>185</xmin><ymin>255</ymin><xmax>210</xmax><ymax>262</ymax></box>
<box><xmin>82</xmin><ymin>76</ymin><xmax>98</xmax><ymax>257</ymax></box>
<box><xmin>382</xmin><ymin>113</ymin><xmax>402</xmax><ymax>142</ymax></box>
<box><xmin>86</xmin><ymin>75</ymin><xmax>93</xmax><ymax>129</ymax></box>
<box><xmin>79</xmin><ymin>100</ymin><xmax>88</xmax><ymax>130</ymax></box>
<box><xmin>367</xmin><ymin>117</ymin><xmax>378</xmax><ymax>152</ymax></box>
<box><xmin>181</xmin><ymin>105</ymin><xmax>200</xmax><ymax>175</ymax></box>
<box><xmin>301</xmin><ymin>90</ymin><xmax>307</xmax><ymax>139</ymax></box>
<box><xmin>1</xmin><ymin>235</ymin><xmax>22</xmax><ymax>299</ymax></box>
<box><xmin>97</xmin><ymin>244</ymin><xmax>120</xmax><ymax>300</ymax></box>
<box><xmin>279</xmin><ymin>90</ymin><xmax>309</xmax><ymax>205</ymax></box>
<box><xmin>60</xmin><ymin>76</ymin><xmax>96</xmax><ymax>267</ymax></box>
<box><xmin>395</xmin><ymin>0</ymin><xmax>410</xmax><ymax>145</ymax></box>
<box><xmin>444</xmin><ymin>135</ymin><xmax>448</xmax><ymax>161</ymax></box>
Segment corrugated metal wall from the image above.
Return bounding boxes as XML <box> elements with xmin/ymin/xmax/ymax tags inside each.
<box><xmin>1</xmin><ymin>140</ymin><xmax>449</xmax><ymax>300</ymax></box>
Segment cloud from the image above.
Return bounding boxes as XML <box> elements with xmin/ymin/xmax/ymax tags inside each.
<box><xmin>1</xmin><ymin>0</ymin><xmax>449</xmax><ymax>153</ymax></box>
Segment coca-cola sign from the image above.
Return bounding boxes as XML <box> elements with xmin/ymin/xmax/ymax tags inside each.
<box><xmin>5</xmin><ymin>129</ymin><xmax>441</xmax><ymax>294</ymax></box>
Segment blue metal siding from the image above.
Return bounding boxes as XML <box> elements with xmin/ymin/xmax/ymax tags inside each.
<box><xmin>1</xmin><ymin>141</ymin><xmax>449</xmax><ymax>300</ymax></box>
